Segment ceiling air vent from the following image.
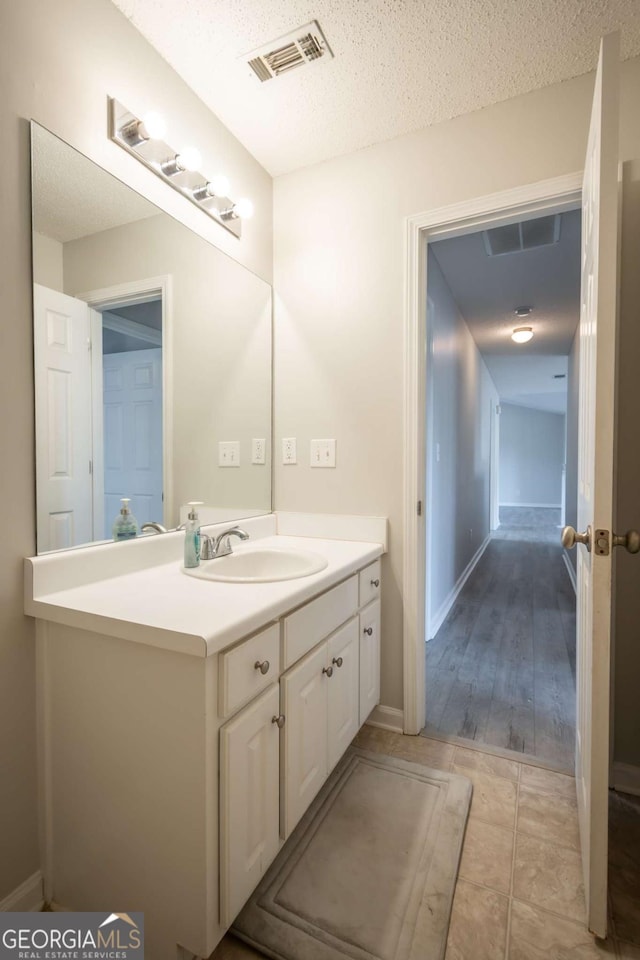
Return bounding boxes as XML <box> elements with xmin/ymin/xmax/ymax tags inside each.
<box><xmin>483</xmin><ymin>215</ymin><xmax>561</xmax><ymax>257</ymax></box>
<box><xmin>243</xmin><ymin>21</ymin><xmax>333</xmax><ymax>82</ymax></box>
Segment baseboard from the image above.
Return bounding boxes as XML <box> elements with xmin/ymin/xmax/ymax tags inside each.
<box><xmin>428</xmin><ymin>534</ymin><xmax>491</xmax><ymax>639</ymax></box>
<box><xmin>562</xmin><ymin>551</ymin><xmax>577</xmax><ymax>593</ymax></box>
<box><xmin>0</xmin><ymin>871</ymin><xmax>43</xmax><ymax>912</ymax></box>
<box><xmin>499</xmin><ymin>502</ymin><xmax>562</xmax><ymax>509</ymax></box>
<box><xmin>613</xmin><ymin>762</ymin><xmax>640</xmax><ymax>797</ymax></box>
<box><xmin>366</xmin><ymin>704</ymin><xmax>404</xmax><ymax>734</ymax></box>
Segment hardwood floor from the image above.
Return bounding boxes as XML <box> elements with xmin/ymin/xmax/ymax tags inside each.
<box><xmin>424</xmin><ymin>536</ymin><xmax>576</xmax><ymax>772</ymax></box>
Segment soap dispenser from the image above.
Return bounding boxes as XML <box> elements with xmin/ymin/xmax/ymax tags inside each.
<box><xmin>184</xmin><ymin>501</ymin><xmax>204</xmax><ymax>568</ymax></box>
<box><xmin>112</xmin><ymin>498</ymin><xmax>138</xmax><ymax>541</ymax></box>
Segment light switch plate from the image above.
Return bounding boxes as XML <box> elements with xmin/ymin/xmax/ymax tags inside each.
<box><xmin>252</xmin><ymin>438</ymin><xmax>266</xmax><ymax>464</ymax></box>
<box><xmin>282</xmin><ymin>438</ymin><xmax>297</xmax><ymax>465</ymax></box>
<box><xmin>310</xmin><ymin>439</ymin><xmax>336</xmax><ymax>468</ymax></box>
<box><xmin>219</xmin><ymin>440</ymin><xmax>240</xmax><ymax>467</ymax></box>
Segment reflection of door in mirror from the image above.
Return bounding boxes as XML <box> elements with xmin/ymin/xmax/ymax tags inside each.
<box><xmin>33</xmin><ymin>285</ymin><xmax>164</xmax><ymax>550</ymax></box>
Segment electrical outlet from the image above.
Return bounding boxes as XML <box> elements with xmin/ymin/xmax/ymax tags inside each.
<box><xmin>252</xmin><ymin>438</ymin><xmax>266</xmax><ymax>464</ymax></box>
<box><xmin>218</xmin><ymin>440</ymin><xmax>240</xmax><ymax>467</ymax></box>
<box><xmin>282</xmin><ymin>437</ymin><xmax>297</xmax><ymax>465</ymax></box>
<box><xmin>310</xmin><ymin>439</ymin><xmax>336</xmax><ymax>468</ymax></box>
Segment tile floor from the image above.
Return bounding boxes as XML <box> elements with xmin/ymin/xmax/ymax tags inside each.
<box><xmin>211</xmin><ymin>726</ymin><xmax>638</xmax><ymax>960</ymax></box>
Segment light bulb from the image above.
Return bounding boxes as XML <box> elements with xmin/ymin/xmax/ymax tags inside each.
<box><xmin>140</xmin><ymin>111</ymin><xmax>167</xmax><ymax>140</ymax></box>
<box><xmin>234</xmin><ymin>197</ymin><xmax>254</xmax><ymax>219</ymax></box>
<box><xmin>175</xmin><ymin>146</ymin><xmax>202</xmax><ymax>172</ymax></box>
<box><xmin>511</xmin><ymin>326</ymin><xmax>534</xmax><ymax>344</ymax></box>
<box><xmin>209</xmin><ymin>175</ymin><xmax>230</xmax><ymax>197</ymax></box>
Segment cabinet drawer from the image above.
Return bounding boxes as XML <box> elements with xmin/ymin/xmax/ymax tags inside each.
<box><xmin>359</xmin><ymin>560</ymin><xmax>381</xmax><ymax>608</ymax></box>
<box><xmin>283</xmin><ymin>576</ymin><xmax>358</xmax><ymax>669</ymax></box>
<box><xmin>219</xmin><ymin>623</ymin><xmax>280</xmax><ymax>718</ymax></box>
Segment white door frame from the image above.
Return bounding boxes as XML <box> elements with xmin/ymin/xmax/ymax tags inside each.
<box><xmin>75</xmin><ymin>276</ymin><xmax>174</xmax><ymax>531</ymax></box>
<box><xmin>402</xmin><ymin>173</ymin><xmax>582</xmax><ymax>735</ymax></box>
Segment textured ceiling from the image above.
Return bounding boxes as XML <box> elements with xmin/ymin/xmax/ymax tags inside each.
<box><xmin>431</xmin><ymin>209</ymin><xmax>581</xmax><ymax>412</ymax></box>
<box><xmin>109</xmin><ymin>0</ymin><xmax>640</xmax><ymax>175</ymax></box>
<box><xmin>32</xmin><ymin>124</ymin><xmax>159</xmax><ymax>242</ymax></box>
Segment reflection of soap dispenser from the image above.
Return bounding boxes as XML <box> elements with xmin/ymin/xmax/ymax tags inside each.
<box><xmin>112</xmin><ymin>498</ymin><xmax>138</xmax><ymax>541</ymax></box>
<box><xmin>184</xmin><ymin>501</ymin><xmax>204</xmax><ymax>568</ymax></box>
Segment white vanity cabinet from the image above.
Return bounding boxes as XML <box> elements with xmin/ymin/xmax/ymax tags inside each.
<box><xmin>29</xmin><ymin>535</ymin><xmax>384</xmax><ymax>960</ymax></box>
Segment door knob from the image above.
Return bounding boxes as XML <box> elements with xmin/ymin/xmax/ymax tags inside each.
<box><xmin>561</xmin><ymin>525</ymin><xmax>591</xmax><ymax>551</ymax></box>
<box><xmin>613</xmin><ymin>530</ymin><xmax>640</xmax><ymax>554</ymax></box>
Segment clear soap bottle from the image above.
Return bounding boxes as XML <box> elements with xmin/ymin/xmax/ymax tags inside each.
<box><xmin>184</xmin><ymin>501</ymin><xmax>204</xmax><ymax>568</ymax></box>
<box><xmin>112</xmin><ymin>498</ymin><xmax>138</xmax><ymax>541</ymax></box>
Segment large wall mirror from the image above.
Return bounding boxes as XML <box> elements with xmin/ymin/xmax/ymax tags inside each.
<box><xmin>31</xmin><ymin>122</ymin><xmax>272</xmax><ymax>554</ymax></box>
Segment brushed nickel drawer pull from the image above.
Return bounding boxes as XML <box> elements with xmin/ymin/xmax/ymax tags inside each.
<box><xmin>272</xmin><ymin>714</ymin><xmax>285</xmax><ymax>728</ymax></box>
<box><xmin>332</xmin><ymin>656</ymin><xmax>343</xmax><ymax>668</ymax></box>
<box><xmin>370</xmin><ymin>578</ymin><xmax>380</xmax><ymax>587</ymax></box>
<box><xmin>363</xmin><ymin>626</ymin><xmax>373</xmax><ymax>636</ymax></box>
<box><xmin>254</xmin><ymin>659</ymin><xmax>270</xmax><ymax>675</ymax></box>
<box><xmin>322</xmin><ymin>665</ymin><xmax>334</xmax><ymax>678</ymax></box>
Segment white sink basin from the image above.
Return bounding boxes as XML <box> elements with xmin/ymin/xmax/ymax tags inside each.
<box><xmin>184</xmin><ymin>546</ymin><xmax>329</xmax><ymax>583</ymax></box>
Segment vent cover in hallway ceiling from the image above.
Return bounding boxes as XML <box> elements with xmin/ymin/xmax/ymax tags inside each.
<box><xmin>242</xmin><ymin>21</ymin><xmax>333</xmax><ymax>82</ymax></box>
<box><xmin>483</xmin><ymin>215</ymin><xmax>561</xmax><ymax>257</ymax></box>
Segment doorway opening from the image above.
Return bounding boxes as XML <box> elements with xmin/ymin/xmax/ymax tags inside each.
<box><xmin>93</xmin><ymin>297</ymin><xmax>164</xmax><ymax>539</ymax></box>
<box><xmin>423</xmin><ymin>207</ymin><xmax>581</xmax><ymax>772</ymax></box>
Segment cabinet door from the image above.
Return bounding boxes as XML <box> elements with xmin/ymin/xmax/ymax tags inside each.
<box><xmin>281</xmin><ymin>643</ymin><xmax>329</xmax><ymax>839</ymax></box>
<box><xmin>359</xmin><ymin>599</ymin><xmax>381</xmax><ymax>724</ymax></box>
<box><xmin>327</xmin><ymin>617</ymin><xmax>360</xmax><ymax>772</ymax></box>
<box><xmin>220</xmin><ymin>684</ymin><xmax>281</xmax><ymax>927</ymax></box>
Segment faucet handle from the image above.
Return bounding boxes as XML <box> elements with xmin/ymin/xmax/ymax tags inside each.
<box><xmin>199</xmin><ymin>533</ymin><xmax>216</xmax><ymax>560</ymax></box>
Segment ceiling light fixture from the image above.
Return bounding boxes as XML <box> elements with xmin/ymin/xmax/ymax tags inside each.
<box><xmin>109</xmin><ymin>98</ymin><xmax>252</xmax><ymax>239</ymax></box>
<box><xmin>511</xmin><ymin>326</ymin><xmax>534</xmax><ymax>344</ymax></box>
<box><xmin>514</xmin><ymin>306</ymin><xmax>532</xmax><ymax>318</ymax></box>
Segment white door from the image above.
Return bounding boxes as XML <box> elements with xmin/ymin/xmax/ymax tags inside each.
<box><xmin>219</xmin><ymin>684</ymin><xmax>281</xmax><ymax>927</ymax></box>
<box><xmin>359</xmin><ymin>599</ymin><xmax>381</xmax><ymax>724</ymax></box>
<box><xmin>33</xmin><ymin>284</ymin><xmax>93</xmax><ymax>552</ymax></box>
<box><xmin>327</xmin><ymin>618</ymin><xmax>360</xmax><ymax>771</ymax></box>
<box><xmin>281</xmin><ymin>643</ymin><xmax>329</xmax><ymax>839</ymax></box>
<box><xmin>572</xmin><ymin>32</ymin><xmax>620</xmax><ymax>939</ymax></box>
<box><xmin>103</xmin><ymin>347</ymin><xmax>163</xmax><ymax>536</ymax></box>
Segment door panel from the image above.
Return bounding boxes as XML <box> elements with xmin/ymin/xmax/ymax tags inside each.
<box><xmin>219</xmin><ymin>684</ymin><xmax>280</xmax><ymax>927</ymax></box>
<box><xmin>33</xmin><ymin>284</ymin><xmax>93</xmax><ymax>551</ymax></box>
<box><xmin>327</xmin><ymin>618</ymin><xmax>360</xmax><ymax>771</ymax></box>
<box><xmin>575</xmin><ymin>32</ymin><xmax>620</xmax><ymax>938</ymax></box>
<box><xmin>359</xmin><ymin>599</ymin><xmax>381</xmax><ymax>725</ymax></box>
<box><xmin>281</xmin><ymin>643</ymin><xmax>328</xmax><ymax>839</ymax></box>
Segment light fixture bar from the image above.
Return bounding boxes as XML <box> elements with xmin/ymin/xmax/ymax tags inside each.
<box><xmin>109</xmin><ymin>98</ymin><xmax>247</xmax><ymax>239</ymax></box>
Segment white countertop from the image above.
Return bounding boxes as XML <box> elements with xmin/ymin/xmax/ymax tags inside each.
<box><xmin>25</xmin><ymin>518</ymin><xmax>385</xmax><ymax>658</ymax></box>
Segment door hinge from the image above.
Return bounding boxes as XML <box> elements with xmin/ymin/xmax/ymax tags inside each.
<box><xmin>594</xmin><ymin>529</ymin><xmax>609</xmax><ymax>556</ymax></box>
<box><xmin>417</xmin><ymin>500</ymin><xmax>422</xmax><ymax>517</ymax></box>
<box><xmin>89</xmin><ymin>459</ymin><xmax>93</xmax><ymax>475</ymax></box>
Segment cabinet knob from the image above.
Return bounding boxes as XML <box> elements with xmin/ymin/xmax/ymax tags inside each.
<box><xmin>322</xmin><ymin>665</ymin><xmax>334</xmax><ymax>678</ymax></box>
<box><xmin>370</xmin><ymin>578</ymin><xmax>380</xmax><ymax>587</ymax></box>
<box><xmin>254</xmin><ymin>659</ymin><xmax>270</xmax><ymax>675</ymax></box>
<box><xmin>332</xmin><ymin>656</ymin><xmax>343</xmax><ymax>668</ymax></box>
<box><xmin>363</xmin><ymin>626</ymin><xmax>373</xmax><ymax>636</ymax></box>
<box><xmin>271</xmin><ymin>714</ymin><xmax>285</xmax><ymax>728</ymax></box>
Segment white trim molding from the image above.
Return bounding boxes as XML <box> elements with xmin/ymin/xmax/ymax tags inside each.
<box><xmin>403</xmin><ymin>171</ymin><xmax>583</xmax><ymax>736</ymax></box>
<box><xmin>429</xmin><ymin>534</ymin><xmax>491</xmax><ymax>640</ymax></box>
<box><xmin>0</xmin><ymin>872</ymin><xmax>44</xmax><ymax>912</ymax></box>
<box><xmin>613</xmin><ymin>762</ymin><xmax>640</xmax><ymax>797</ymax></box>
<box><xmin>563</xmin><ymin>551</ymin><xmax>578</xmax><ymax>593</ymax></box>
<box><xmin>366</xmin><ymin>705</ymin><xmax>404</xmax><ymax>734</ymax></box>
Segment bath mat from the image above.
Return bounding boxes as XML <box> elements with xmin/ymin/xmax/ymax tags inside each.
<box><xmin>232</xmin><ymin>747</ymin><xmax>472</xmax><ymax>960</ymax></box>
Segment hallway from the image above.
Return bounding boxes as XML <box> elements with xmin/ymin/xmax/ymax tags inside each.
<box><xmin>424</xmin><ymin>533</ymin><xmax>576</xmax><ymax>771</ymax></box>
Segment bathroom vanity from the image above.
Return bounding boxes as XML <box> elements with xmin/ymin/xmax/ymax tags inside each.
<box><xmin>25</xmin><ymin>513</ymin><xmax>385</xmax><ymax>960</ymax></box>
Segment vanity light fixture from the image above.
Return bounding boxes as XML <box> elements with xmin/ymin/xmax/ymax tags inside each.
<box><xmin>511</xmin><ymin>326</ymin><xmax>534</xmax><ymax>344</ymax></box>
<box><xmin>109</xmin><ymin>97</ymin><xmax>251</xmax><ymax>239</ymax></box>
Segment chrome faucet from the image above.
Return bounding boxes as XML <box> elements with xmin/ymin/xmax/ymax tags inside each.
<box><xmin>200</xmin><ymin>526</ymin><xmax>249</xmax><ymax>560</ymax></box>
<box><xmin>141</xmin><ymin>521</ymin><xmax>168</xmax><ymax>535</ymax></box>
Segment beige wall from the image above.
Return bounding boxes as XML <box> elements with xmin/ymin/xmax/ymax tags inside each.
<box><xmin>273</xmin><ymin>57</ymin><xmax>640</xmax><ymax>713</ymax></box>
<box><xmin>0</xmin><ymin>0</ymin><xmax>272</xmax><ymax>901</ymax></box>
